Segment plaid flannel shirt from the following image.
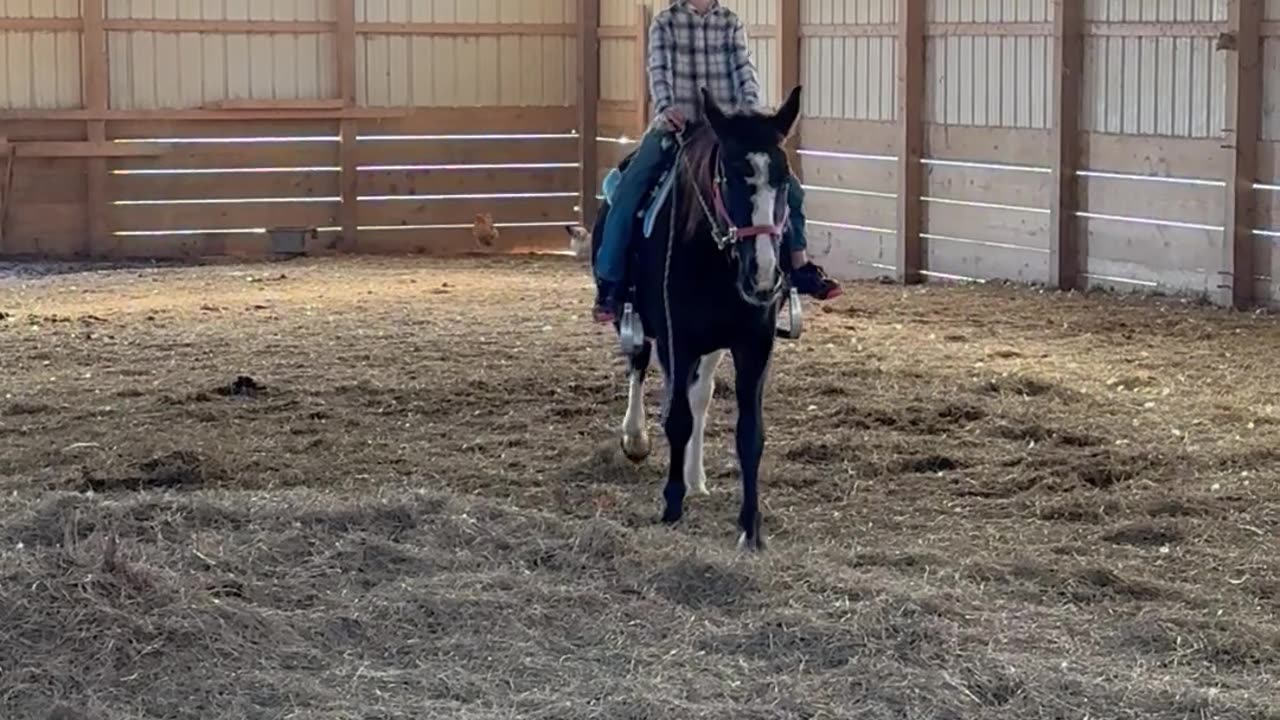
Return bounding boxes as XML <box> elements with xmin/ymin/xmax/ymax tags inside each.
<box><xmin>648</xmin><ymin>0</ymin><xmax>761</xmax><ymax>125</ymax></box>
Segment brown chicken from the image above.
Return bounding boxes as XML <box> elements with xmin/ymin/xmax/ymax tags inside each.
<box><xmin>472</xmin><ymin>212</ymin><xmax>499</xmax><ymax>249</ymax></box>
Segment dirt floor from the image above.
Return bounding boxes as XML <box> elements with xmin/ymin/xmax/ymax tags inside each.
<box><xmin>0</xmin><ymin>255</ymin><xmax>1277</xmax><ymax>720</ymax></box>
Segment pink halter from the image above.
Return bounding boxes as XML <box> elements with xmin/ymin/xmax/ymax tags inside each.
<box><xmin>711</xmin><ymin>180</ymin><xmax>791</xmax><ymax>240</ymax></box>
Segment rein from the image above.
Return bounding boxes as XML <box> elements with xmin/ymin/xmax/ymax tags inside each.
<box><xmin>672</xmin><ymin>131</ymin><xmax>786</xmax><ymax>308</ymax></box>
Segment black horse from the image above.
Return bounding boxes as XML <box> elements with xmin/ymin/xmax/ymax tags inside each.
<box><xmin>582</xmin><ymin>86</ymin><xmax>803</xmax><ymax>551</ymax></box>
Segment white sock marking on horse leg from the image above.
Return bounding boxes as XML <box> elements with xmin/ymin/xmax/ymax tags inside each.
<box><xmin>621</xmin><ymin>369</ymin><xmax>650</xmax><ymax>460</ymax></box>
<box><xmin>746</xmin><ymin>152</ymin><xmax>778</xmax><ymax>292</ymax></box>
<box><xmin>684</xmin><ymin>351</ymin><xmax>723</xmax><ymax>496</ymax></box>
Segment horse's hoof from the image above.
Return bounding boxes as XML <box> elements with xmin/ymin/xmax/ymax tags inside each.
<box><xmin>660</xmin><ymin>507</ymin><xmax>683</xmax><ymax>525</ymax></box>
<box><xmin>621</xmin><ymin>434</ymin><xmax>651</xmax><ymax>463</ymax></box>
<box><xmin>737</xmin><ymin>532</ymin><xmax>767</xmax><ymax>553</ymax></box>
<box><xmin>689</xmin><ymin>482</ymin><xmax>710</xmax><ymax>497</ymax></box>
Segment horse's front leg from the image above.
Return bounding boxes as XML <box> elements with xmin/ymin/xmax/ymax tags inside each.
<box><xmin>659</xmin><ymin>352</ymin><xmax>698</xmax><ymax>525</ymax></box>
<box><xmin>732</xmin><ymin>337</ymin><xmax>773</xmax><ymax>551</ymax></box>
<box><xmin>620</xmin><ymin>339</ymin><xmax>653</xmax><ymax>462</ymax></box>
<box><xmin>684</xmin><ymin>350</ymin><xmax>724</xmax><ymax>496</ymax></box>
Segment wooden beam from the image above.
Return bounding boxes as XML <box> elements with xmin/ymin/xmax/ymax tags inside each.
<box><xmin>337</xmin><ymin>0</ymin><xmax>358</xmax><ymax>250</ymax></box>
<box><xmin>101</xmin><ymin>19</ymin><xmax>332</xmax><ymax>33</ymax></box>
<box><xmin>0</xmin><ymin>139</ymin><xmax>12</xmax><ymax>252</ymax></box>
<box><xmin>202</xmin><ymin>99</ymin><xmax>346</xmax><ymax>111</ymax></box>
<box><xmin>358</xmin><ymin>22</ymin><xmax>575</xmax><ymax>36</ymax></box>
<box><xmin>634</xmin><ymin>4</ymin><xmax>652</xmax><ymax>137</ymax></box>
<box><xmin>779</xmin><ymin>0</ymin><xmax>802</xmax><ymax>180</ymax></box>
<box><xmin>1222</xmin><ymin>0</ymin><xmax>1263</xmax><ymax>308</ymax></box>
<box><xmin>1049</xmin><ymin>0</ymin><xmax>1084</xmax><ymax>291</ymax></box>
<box><xmin>578</xmin><ymin>0</ymin><xmax>600</xmax><ymax>227</ymax></box>
<box><xmin>15</xmin><ymin>142</ymin><xmax>171</xmax><ymax>158</ymax></box>
<box><xmin>896</xmin><ymin>0</ymin><xmax>925</xmax><ymax>284</ymax></box>
<box><xmin>84</xmin><ymin>0</ymin><xmax>111</xmax><ymax>258</ymax></box>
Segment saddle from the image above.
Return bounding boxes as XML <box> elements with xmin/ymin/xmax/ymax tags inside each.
<box><xmin>600</xmin><ymin>140</ymin><xmax>680</xmax><ymax>240</ymax></box>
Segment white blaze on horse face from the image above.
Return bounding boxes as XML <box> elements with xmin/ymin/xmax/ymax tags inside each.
<box><xmin>746</xmin><ymin>152</ymin><xmax>779</xmax><ymax>292</ymax></box>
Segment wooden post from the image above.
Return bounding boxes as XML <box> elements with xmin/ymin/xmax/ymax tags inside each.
<box><xmin>778</xmin><ymin>0</ymin><xmax>802</xmax><ymax>180</ymax></box>
<box><xmin>1222</xmin><ymin>0</ymin><xmax>1263</xmax><ymax>308</ymax></box>
<box><xmin>896</xmin><ymin>0</ymin><xmax>925</xmax><ymax>284</ymax></box>
<box><xmin>337</xmin><ymin>0</ymin><xmax>358</xmax><ymax>251</ymax></box>
<box><xmin>83</xmin><ymin>0</ymin><xmax>110</xmax><ymax>257</ymax></box>
<box><xmin>578</xmin><ymin>0</ymin><xmax>600</xmax><ymax>227</ymax></box>
<box><xmin>1049</xmin><ymin>0</ymin><xmax>1084</xmax><ymax>292</ymax></box>
<box><xmin>634</xmin><ymin>4</ymin><xmax>651</xmax><ymax>137</ymax></box>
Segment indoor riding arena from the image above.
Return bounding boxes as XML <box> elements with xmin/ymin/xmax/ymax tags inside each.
<box><xmin>1</xmin><ymin>1</ymin><xmax>1278</xmax><ymax>718</ymax></box>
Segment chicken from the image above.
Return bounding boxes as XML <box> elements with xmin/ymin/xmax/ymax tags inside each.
<box><xmin>564</xmin><ymin>224</ymin><xmax>592</xmax><ymax>262</ymax></box>
<box><xmin>472</xmin><ymin>213</ymin><xmax>499</xmax><ymax>249</ymax></box>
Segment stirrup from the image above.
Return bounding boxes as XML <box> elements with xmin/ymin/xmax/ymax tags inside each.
<box><xmin>776</xmin><ymin>288</ymin><xmax>803</xmax><ymax>340</ymax></box>
<box><xmin>619</xmin><ymin>301</ymin><xmax>646</xmax><ymax>356</ymax></box>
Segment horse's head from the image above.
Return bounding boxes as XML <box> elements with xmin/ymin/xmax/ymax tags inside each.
<box><xmin>699</xmin><ymin>85</ymin><xmax>802</xmax><ymax>304</ymax></box>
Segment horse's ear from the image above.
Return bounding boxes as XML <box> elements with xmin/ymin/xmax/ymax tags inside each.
<box><xmin>773</xmin><ymin>85</ymin><xmax>802</xmax><ymax>139</ymax></box>
<box><xmin>701</xmin><ymin>87</ymin><xmax>728</xmax><ymax>133</ymax></box>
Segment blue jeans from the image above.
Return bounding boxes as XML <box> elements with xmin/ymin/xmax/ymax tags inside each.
<box><xmin>595</xmin><ymin>128</ymin><xmax>808</xmax><ymax>288</ymax></box>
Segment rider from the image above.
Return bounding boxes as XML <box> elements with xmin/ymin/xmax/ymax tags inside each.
<box><xmin>592</xmin><ymin>0</ymin><xmax>843</xmax><ymax>323</ymax></box>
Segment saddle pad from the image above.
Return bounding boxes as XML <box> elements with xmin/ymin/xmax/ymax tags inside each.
<box><xmin>641</xmin><ymin>166</ymin><xmax>677</xmax><ymax>239</ymax></box>
<box><xmin>599</xmin><ymin>157</ymin><xmax>678</xmax><ymax>240</ymax></box>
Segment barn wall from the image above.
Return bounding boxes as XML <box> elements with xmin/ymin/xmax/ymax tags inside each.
<box><xmin>794</xmin><ymin>0</ymin><xmax>1275</xmax><ymax>305</ymax></box>
<box><xmin>0</xmin><ymin>0</ymin><xmax>580</xmax><ymax>259</ymax></box>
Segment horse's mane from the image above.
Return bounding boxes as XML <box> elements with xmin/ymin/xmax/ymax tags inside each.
<box><xmin>675</xmin><ymin>122</ymin><xmax>719</xmax><ymax>240</ymax></box>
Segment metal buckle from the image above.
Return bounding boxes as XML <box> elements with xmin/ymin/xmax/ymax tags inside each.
<box><xmin>777</xmin><ymin>287</ymin><xmax>803</xmax><ymax>340</ymax></box>
<box><xmin>619</xmin><ymin>302</ymin><xmax>646</xmax><ymax>356</ymax></box>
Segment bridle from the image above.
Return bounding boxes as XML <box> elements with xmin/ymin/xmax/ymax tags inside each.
<box><xmin>673</xmin><ymin>131</ymin><xmax>788</xmax><ymax>308</ymax></box>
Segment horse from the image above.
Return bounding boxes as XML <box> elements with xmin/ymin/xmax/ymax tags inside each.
<box><xmin>576</xmin><ymin>86</ymin><xmax>803</xmax><ymax>551</ymax></box>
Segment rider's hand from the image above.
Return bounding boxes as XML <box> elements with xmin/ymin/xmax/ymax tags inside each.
<box><xmin>661</xmin><ymin>108</ymin><xmax>687</xmax><ymax>132</ymax></box>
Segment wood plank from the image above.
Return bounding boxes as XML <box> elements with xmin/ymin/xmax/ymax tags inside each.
<box><xmin>807</xmin><ymin>223</ymin><xmax>898</xmax><ymax>281</ymax></box>
<box><xmin>799</xmin><ymin>152</ymin><xmax>897</xmax><ymax>196</ymax></box>
<box><xmin>0</xmin><ymin>109</ymin><xmax>415</xmax><ymax>122</ymax></box>
<box><xmin>110</xmin><ymin>201</ymin><xmax>339</xmax><ymax>232</ymax></box>
<box><xmin>9</xmin><ymin>159</ymin><xmax>89</xmax><ymax>203</ymax></box>
<box><xmin>1255</xmin><ymin>187</ymin><xmax>1279</xmax><ymax>230</ymax></box>
<box><xmin>359</xmin><ymin>107</ymin><xmax>577</xmax><ymax>134</ymax></box>
<box><xmin>898</xmin><ymin>0</ymin><xmax>926</xmax><ymax>283</ymax></box>
<box><xmin>16</xmin><ymin>141</ymin><xmax>172</xmax><ymax>158</ymax></box>
<box><xmin>0</xmin><ymin>121</ymin><xmax>88</xmax><ymax>141</ymax></box>
<box><xmin>109</xmin><ymin>170</ymin><xmax>341</xmax><ymax>201</ymax></box>
<box><xmin>1081</xmin><ymin>133</ymin><xmax>1226</xmax><ymax>179</ymax></box>
<box><xmin>925</xmin><ymin>125</ymin><xmax>1053</xmax><ymax>165</ymax></box>
<box><xmin>357</xmin><ymin>167</ymin><xmax>577</xmax><ymax>197</ymax></box>
<box><xmin>780</xmin><ymin>0</ymin><xmax>801</xmax><ymax>178</ymax></box>
<box><xmin>1079</xmin><ymin>215</ymin><xmax>1221</xmax><ymax>293</ymax></box>
<box><xmin>113</xmin><ymin>143</ymin><xmax>340</xmax><ymax>171</ymax></box>
<box><xmin>924</xmin><ymin>237</ymin><xmax>1049</xmax><ymax>283</ymax></box>
<box><xmin>0</xmin><ymin>19</ymin><xmax>82</xmax><ymax>32</ymax></box>
<box><xmin>357</xmin><ymin>197</ymin><xmax>576</xmax><ymax>227</ymax></box>
<box><xmin>357</xmin><ymin>138</ymin><xmax>577</xmax><ymax>166</ymax></box>
<box><xmin>5</xmin><ymin>202</ymin><xmax>88</xmax><ymax>257</ymax></box>
<box><xmin>1223</xmin><ymin>0</ymin><xmax>1265</xmax><ymax>307</ymax></box>
<box><xmin>1051</xmin><ymin>0</ymin><xmax>1085</xmax><ymax>291</ymax></box>
<box><xmin>924</xmin><ymin>202</ymin><xmax>1051</xmax><ymax>250</ymax></box>
<box><xmin>804</xmin><ymin>190</ymin><xmax>897</xmax><ymax>231</ymax></box>
<box><xmin>349</xmin><ymin>225</ymin><xmax>566</xmax><ymax>256</ymax></box>
<box><xmin>84</xmin><ymin>0</ymin><xmax>110</xmax><ymax>259</ymax></box>
<box><xmin>923</xmin><ymin>163</ymin><xmax>1050</xmax><ymax>209</ymax></box>
<box><xmin>799</xmin><ymin>118</ymin><xmax>897</xmax><ymax>156</ymax></box>
<box><xmin>109</xmin><ymin>120</ymin><xmax>340</xmax><ymax>139</ymax></box>
<box><xmin>357</xmin><ymin>23</ymin><xmax>575</xmax><ymax>36</ymax></box>
<box><xmin>203</xmin><ymin>99</ymin><xmax>346</xmax><ymax>111</ymax></box>
<box><xmin>1080</xmin><ymin>175</ymin><xmax>1226</xmax><ymax>227</ymax></box>
<box><xmin>1263</xmin><ymin>142</ymin><xmax>1280</xmax><ymax>182</ymax></box>
<box><xmin>337</xmin><ymin>0</ymin><xmax>357</xmax><ymax>251</ymax></box>
<box><xmin>101</xmin><ymin>19</ymin><xmax>333</xmax><ymax>33</ymax></box>
<box><xmin>579</xmin><ymin>0</ymin><xmax>601</xmax><ymax>226</ymax></box>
